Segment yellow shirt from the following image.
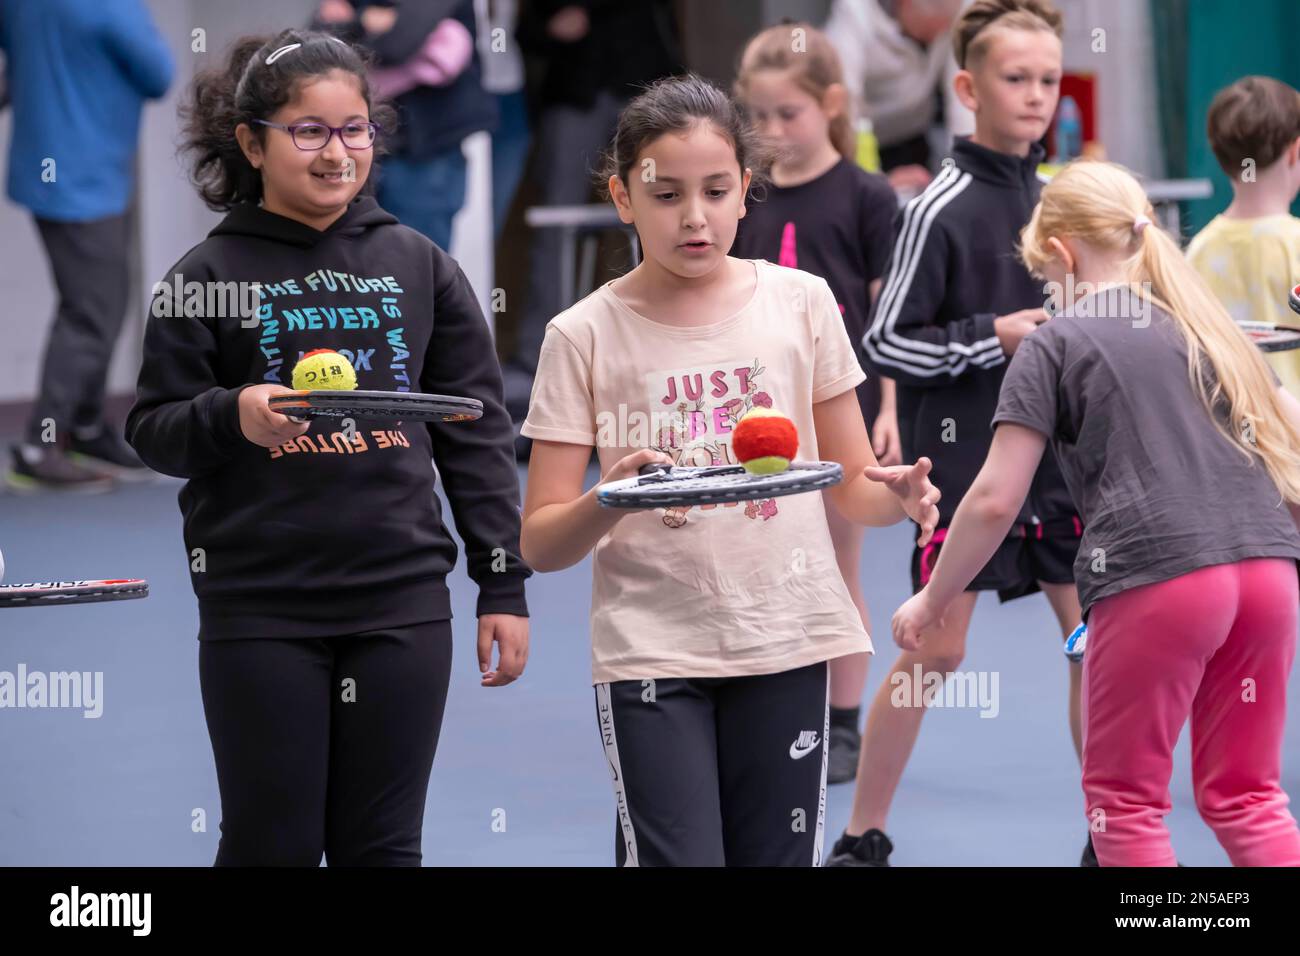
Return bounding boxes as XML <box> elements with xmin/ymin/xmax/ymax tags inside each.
<box><xmin>1186</xmin><ymin>213</ymin><xmax>1300</xmax><ymax>396</ymax></box>
<box><xmin>522</xmin><ymin>259</ymin><xmax>871</xmax><ymax>684</ymax></box>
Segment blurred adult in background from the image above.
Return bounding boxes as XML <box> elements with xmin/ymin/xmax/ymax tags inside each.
<box><xmin>316</xmin><ymin>0</ymin><xmax>496</xmax><ymax>250</ymax></box>
<box><xmin>484</xmin><ymin>0</ymin><xmax>530</xmax><ymax>238</ymax></box>
<box><xmin>824</xmin><ymin>0</ymin><xmax>973</xmax><ymax>193</ymax></box>
<box><xmin>506</xmin><ymin>0</ymin><xmax>683</xmax><ymax>380</ymax></box>
<box><xmin>1</xmin><ymin>0</ymin><xmax>172</xmax><ymax>492</ymax></box>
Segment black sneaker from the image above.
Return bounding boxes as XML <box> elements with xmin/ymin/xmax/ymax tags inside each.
<box><xmin>824</xmin><ymin>828</ymin><xmax>893</xmax><ymax>867</ymax></box>
<box><xmin>68</xmin><ymin>426</ymin><xmax>153</xmax><ymax>482</ymax></box>
<box><xmin>6</xmin><ymin>444</ymin><xmax>114</xmax><ymax>494</ymax></box>
<box><xmin>827</xmin><ymin>721</ymin><xmax>861</xmax><ymax>784</ymax></box>
<box><xmin>1081</xmin><ymin>834</ymin><xmax>1099</xmax><ymax>867</ymax></box>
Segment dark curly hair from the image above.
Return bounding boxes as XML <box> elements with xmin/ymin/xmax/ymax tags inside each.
<box><xmin>180</xmin><ymin>29</ymin><xmax>398</xmax><ymax>210</ymax></box>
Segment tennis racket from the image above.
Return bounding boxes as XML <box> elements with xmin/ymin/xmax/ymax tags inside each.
<box><xmin>1235</xmin><ymin>287</ymin><xmax>1300</xmax><ymax>350</ymax></box>
<box><xmin>0</xmin><ymin>579</ymin><xmax>149</xmax><ymax>609</ymax></box>
<box><xmin>597</xmin><ymin>461</ymin><xmax>843</xmax><ymax>509</ymax></box>
<box><xmin>1239</xmin><ymin>320</ymin><xmax>1300</xmax><ymax>352</ymax></box>
<box><xmin>268</xmin><ymin>390</ymin><xmax>483</xmax><ymax>423</ymax></box>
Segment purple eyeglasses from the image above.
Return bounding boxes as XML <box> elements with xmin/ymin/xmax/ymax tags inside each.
<box><xmin>252</xmin><ymin>119</ymin><xmax>379</xmax><ymax>151</ymax></box>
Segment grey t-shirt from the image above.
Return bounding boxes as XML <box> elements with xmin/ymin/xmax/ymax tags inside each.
<box><xmin>993</xmin><ymin>286</ymin><xmax>1300</xmax><ymax>616</ymax></box>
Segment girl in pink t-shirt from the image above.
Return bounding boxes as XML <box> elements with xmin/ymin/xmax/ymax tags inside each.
<box><xmin>520</xmin><ymin>74</ymin><xmax>940</xmax><ymax>867</ymax></box>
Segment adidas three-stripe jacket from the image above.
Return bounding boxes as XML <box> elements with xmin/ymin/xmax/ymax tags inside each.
<box><xmin>863</xmin><ymin>137</ymin><xmax>1076</xmax><ymax>529</ymax></box>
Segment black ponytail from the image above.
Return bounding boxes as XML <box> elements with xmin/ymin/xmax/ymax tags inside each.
<box><xmin>180</xmin><ymin>29</ymin><xmax>397</xmax><ymax>210</ymax></box>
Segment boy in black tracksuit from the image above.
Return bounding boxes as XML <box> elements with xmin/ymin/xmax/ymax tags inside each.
<box><xmin>864</xmin><ymin>136</ymin><xmax>1079</xmax><ymax>598</ymax></box>
<box><xmin>840</xmin><ymin>135</ymin><xmax>1087</xmax><ymax>872</ymax></box>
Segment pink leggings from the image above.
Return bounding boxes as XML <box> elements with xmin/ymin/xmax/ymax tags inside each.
<box><xmin>1084</xmin><ymin>558</ymin><xmax>1300</xmax><ymax>866</ymax></box>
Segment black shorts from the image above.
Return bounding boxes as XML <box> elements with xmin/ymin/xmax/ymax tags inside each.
<box><xmin>911</xmin><ymin>519</ymin><xmax>1082</xmax><ymax>603</ymax></box>
<box><xmin>594</xmin><ymin>660</ymin><xmax>829</xmax><ymax>867</ymax></box>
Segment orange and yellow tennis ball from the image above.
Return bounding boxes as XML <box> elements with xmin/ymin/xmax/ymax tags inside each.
<box><xmin>731</xmin><ymin>407</ymin><xmax>798</xmax><ymax>474</ymax></box>
<box><xmin>291</xmin><ymin>349</ymin><xmax>357</xmax><ymax>391</ymax></box>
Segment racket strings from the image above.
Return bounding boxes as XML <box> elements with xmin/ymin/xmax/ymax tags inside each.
<box><xmin>639</xmin><ymin>468</ymin><xmax>759</xmax><ymax>488</ymax></box>
<box><xmin>268</xmin><ymin>391</ymin><xmax>483</xmax><ymax>422</ymax></box>
<box><xmin>601</xmin><ymin>462</ymin><xmax>843</xmax><ymax>507</ymax></box>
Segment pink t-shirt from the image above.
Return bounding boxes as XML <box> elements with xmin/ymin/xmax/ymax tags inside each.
<box><xmin>522</xmin><ymin>258</ymin><xmax>873</xmax><ymax>684</ymax></box>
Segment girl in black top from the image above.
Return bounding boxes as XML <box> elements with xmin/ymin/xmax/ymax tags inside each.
<box><xmin>127</xmin><ymin>30</ymin><xmax>530</xmax><ymax>865</ymax></box>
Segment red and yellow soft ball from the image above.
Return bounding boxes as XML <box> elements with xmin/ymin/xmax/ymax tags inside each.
<box><xmin>731</xmin><ymin>407</ymin><xmax>798</xmax><ymax>474</ymax></box>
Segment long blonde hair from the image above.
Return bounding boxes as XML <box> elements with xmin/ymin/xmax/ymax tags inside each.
<box><xmin>1020</xmin><ymin>159</ymin><xmax>1300</xmax><ymax>502</ymax></box>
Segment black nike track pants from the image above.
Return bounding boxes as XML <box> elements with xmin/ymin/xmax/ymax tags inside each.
<box><xmin>594</xmin><ymin>660</ymin><xmax>830</xmax><ymax>867</ymax></box>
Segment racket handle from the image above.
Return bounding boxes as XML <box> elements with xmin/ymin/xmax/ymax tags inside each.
<box><xmin>638</xmin><ymin>463</ymin><xmax>671</xmax><ymax>476</ymax></box>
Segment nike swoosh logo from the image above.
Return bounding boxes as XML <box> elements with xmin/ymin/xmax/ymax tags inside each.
<box><xmin>789</xmin><ymin>739</ymin><xmax>820</xmax><ymax>759</ymax></box>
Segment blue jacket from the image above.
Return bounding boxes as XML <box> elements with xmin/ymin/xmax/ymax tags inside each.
<box><xmin>1</xmin><ymin>0</ymin><xmax>173</xmax><ymax>221</ymax></box>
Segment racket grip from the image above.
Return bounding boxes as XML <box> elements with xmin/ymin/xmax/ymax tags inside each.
<box><xmin>638</xmin><ymin>463</ymin><xmax>671</xmax><ymax>476</ymax></box>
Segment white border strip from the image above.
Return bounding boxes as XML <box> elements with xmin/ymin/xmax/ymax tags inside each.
<box><xmin>595</xmin><ymin>683</ymin><xmax>639</xmax><ymax>867</ymax></box>
<box><xmin>813</xmin><ymin>664</ymin><xmax>830</xmax><ymax>866</ymax></box>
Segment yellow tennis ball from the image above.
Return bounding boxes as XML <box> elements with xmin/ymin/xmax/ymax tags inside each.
<box><xmin>291</xmin><ymin>349</ymin><xmax>357</xmax><ymax>391</ymax></box>
<box><xmin>741</xmin><ymin>455</ymin><xmax>791</xmax><ymax>475</ymax></box>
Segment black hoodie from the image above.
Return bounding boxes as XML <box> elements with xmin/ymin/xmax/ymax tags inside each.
<box><xmin>863</xmin><ymin>137</ymin><xmax>1075</xmax><ymax>529</ymax></box>
<box><xmin>126</xmin><ymin>197</ymin><xmax>530</xmax><ymax>639</ymax></box>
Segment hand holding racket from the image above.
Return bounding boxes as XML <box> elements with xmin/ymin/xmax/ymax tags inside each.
<box><xmin>863</xmin><ymin>456</ymin><xmax>941</xmax><ymax>546</ymax></box>
<box><xmin>240</xmin><ymin>384</ymin><xmax>312</xmax><ymax>448</ymax></box>
<box><xmin>601</xmin><ymin>449</ymin><xmax>677</xmax><ymax>485</ymax></box>
<box><xmin>595</xmin><ymin>449</ymin><xmax>678</xmax><ymax>511</ymax></box>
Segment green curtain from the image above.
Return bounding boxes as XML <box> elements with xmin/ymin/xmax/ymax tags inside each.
<box><xmin>1154</xmin><ymin>0</ymin><xmax>1300</xmax><ymax>235</ymax></box>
